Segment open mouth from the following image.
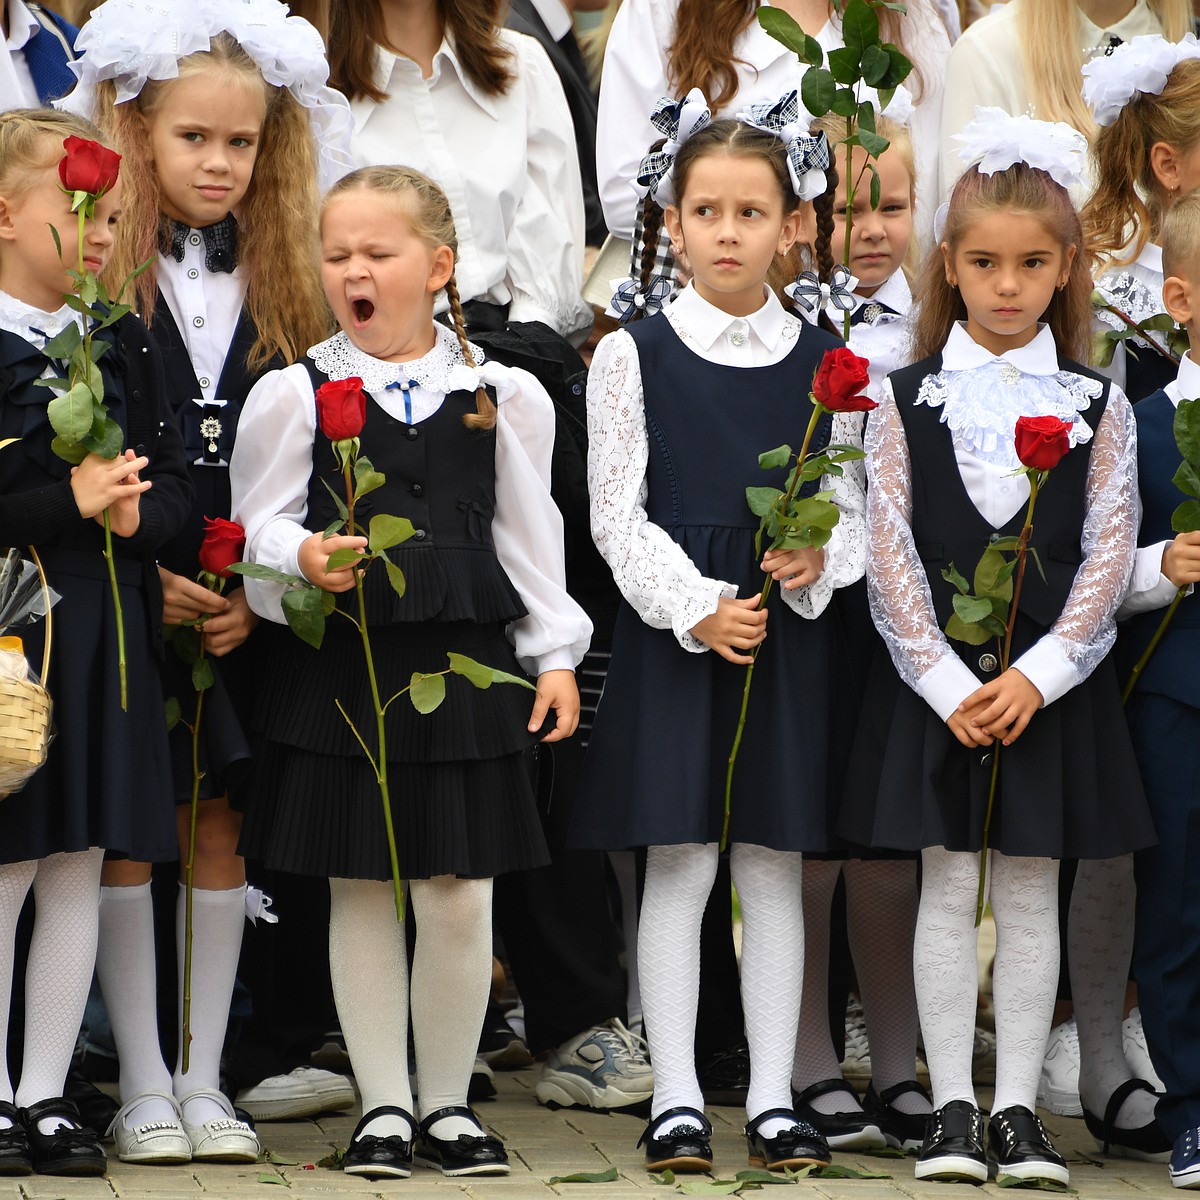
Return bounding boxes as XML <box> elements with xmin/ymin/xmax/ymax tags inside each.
<box><xmin>352</xmin><ymin>298</ymin><xmax>375</xmax><ymax>324</ymax></box>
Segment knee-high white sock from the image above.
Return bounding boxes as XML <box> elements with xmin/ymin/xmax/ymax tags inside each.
<box><xmin>410</xmin><ymin>876</ymin><xmax>493</xmax><ymax>1141</ymax></box>
<box><xmin>1070</xmin><ymin>855</ymin><xmax>1154</xmax><ymax>1128</ymax></box>
<box><xmin>329</xmin><ymin>877</ymin><xmax>413</xmax><ymax>1140</ymax></box>
<box><xmin>608</xmin><ymin>850</ymin><xmax>642</xmax><ymax>1030</ymax></box>
<box><xmin>732</xmin><ymin>842</ymin><xmax>804</xmax><ymax>1135</ymax></box>
<box><xmin>0</xmin><ymin>859</ymin><xmax>36</xmax><ymax>1123</ymax></box>
<box><xmin>989</xmin><ymin>854</ymin><xmax>1059</xmax><ymax>1115</ymax></box>
<box><xmin>16</xmin><ymin>849</ymin><xmax>104</xmax><ymax>1126</ymax></box>
<box><xmin>914</xmin><ymin>846</ymin><xmax>980</xmax><ymax>1109</ymax></box>
<box><xmin>847</xmin><ymin>858</ymin><xmax>927</xmax><ymax>1113</ymax></box>
<box><xmin>96</xmin><ymin>882</ymin><xmax>175</xmax><ymax>1126</ymax></box>
<box><xmin>640</xmin><ymin>843</ymin><xmax>719</xmax><ymax>1126</ymax></box>
<box><xmin>173</xmin><ymin>884</ymin><xmax>245</xmax><ymax>1126</ymax></box>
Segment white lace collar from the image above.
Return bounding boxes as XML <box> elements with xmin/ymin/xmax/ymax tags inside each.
<box><xmin>669</xmin><ymin>283</ymin><xmax>791</xmax><ymax>352</ymax></box>
<box><xmin>0</xmin><ymin>292</ymin><xmax>80</xmax><ymax>345</ymax></box>
<box><xmin>853</xmin><ymin>270</ymin><xmax>912</xmax><ymax>317</ymax></box>
<box><xmin>308</xmin><ymin>323</ymin><xmax>489</xmax><ymax>396</ymax></box>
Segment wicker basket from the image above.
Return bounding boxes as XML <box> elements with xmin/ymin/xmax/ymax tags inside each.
<box><xmin>0</xmin><ymin>547</ymin><xmax>51</xmax><ymax>798</ymax></box>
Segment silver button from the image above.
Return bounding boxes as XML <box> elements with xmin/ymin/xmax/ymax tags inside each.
<box><xmin>199</xmin><ymin>377</ymin><xmax>210</xmax><ymax>388</ymax></box>
<box><xmin>192</xmin><ymin>316</ymin><xmax>204</xmax><ymax>328</ymax></box>
<box><xmin>189</xmin><ymin>233</ymin><xmax>201</xmax><ymax>246</ymax></box>
<box><xmin>979</xmin><ymin>652</ymin><xmax>998</xmax><ymax>673</ymax></box>
<box><xmin>188</xmin><ymin>268</ymin><xmax>199</xmax><ymax>280</ymax></box>
<box><xmin>729</xmin><ymin>330</ymin><xmax>748</xmax><ymax>346</ymax></box>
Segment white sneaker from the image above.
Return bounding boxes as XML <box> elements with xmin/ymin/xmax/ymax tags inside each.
<box><xmin>1123</xmin><ymin>1007</ymin><xmax>1166</xmax><ymax>1092</ymax></box>
<box><xmin>842</xmin><ymin>998</ymin><xmax>872</xmax><ymax>1083</ymax></box>
<box><xmin>535</xmin><ymin>1018</ymin><xmax>654</xmax><ymax>1110</ymax></box>
<box><xmin>236</xmin><ymin>1066</ymin><xmax>355</xmax><ymax>1120</ymax></box>
<box><xmin>1037</xmin><ymin>1018</ymin><xmax>1083</xmax><ymax>1116</ymax></box>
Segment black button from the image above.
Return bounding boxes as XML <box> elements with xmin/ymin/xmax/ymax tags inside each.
<box><xmin>410</xmin><ymin>483</ymin><xmax>423</xmax><ymax>497</ymax></box>
<box><xmin>571</xmin><ymin>382</ymin><xmax>583</xmax><ymax>396</ymax></box>
<box><xmin>135</xmin><ymin>444</ymin><xmax>146</xmax><ymax>455</ymax></box>
<box><xmin>406</xmin><ymin>427</ymin><xmax>419</xmax><ymax>440</ymax></box>
<box><xmin>413</xmin><ymin>529</ymin><xmax>427</xmax><ymax>541</ymax></box>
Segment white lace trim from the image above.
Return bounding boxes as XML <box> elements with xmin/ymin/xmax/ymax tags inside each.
<box><xmin>1094</xmin><ymin>266</ymin><xmax>1172</xmax><ymax>356</ymax></box>
<box><xmin>0</xmin><ymin>293</ymin><xmax>79</xmax><ymax>345</ymax></box>
<box><xmin>307</xmin><ymin>325</ymin><xmax>487</xmax><ymax>394</ymax></box>
<box><xmin>914</xmin><ymin>363</ymin><xmax>1100</xmax><ymax>467</ymax></box>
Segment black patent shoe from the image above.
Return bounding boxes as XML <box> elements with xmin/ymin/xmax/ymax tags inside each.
<box><xmin>914</xmin><ymin>1099</ymin><xmax>986</xmax><ymax>1183</ymax></box>
<box><xmin>863</xmin><ymin>1079</ymin><xmax>932</xmax><ymax>1151</ymax></box>
<box><xmin>22</xmin><ymin>1098</ymin><xmax>106</xmax><ymax>1176</ymax></box>
<box><xmin>745</xmin><ymin>1108</ymin><xmax>831</xmax><ymax>1171</ymax></box>
<box><xmin>0</xmin><ymin>1102</ymin><xmax>31</xmax><ymax>1175</ymax></box>
<box><xmin>792</xmin><ymin>1078</ymin><xmax>885</xmax><ymax>1150</ymax></box>
<box><xmin>987</xmin><ymin>1105</ymin><xmax>1068</xmax><ymax>1186</ymax></box>
<box><xmin>1082</xmin><ymin>1078</ymin><xmax>1171</xmax><ymax>1162</ymax></box>
<box><xmin>343</xmin><ymin>1105</ymin><xmax>414</xmax><ymax>1179</ymax></box>
<box><xmin>637</xmin><ymin>1106</ymin><xmax>713</xmax><ymax>1173</ymax></box>
<box><xmin>414</xmin><ymin>1105</ymin><xmax>509</xmax><ymax>1176</ymax></box>
<box><xmin>63</xmin><ymin>1067</ymin><xmax>119</xmax><ymax>1138</ymax></box>
<box><xmin>697</xmin><ymin>1042</ymin><xmax>750</xmax><ymax>1106</ymax></box>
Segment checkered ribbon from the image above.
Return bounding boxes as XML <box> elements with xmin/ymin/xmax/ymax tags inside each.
<box><xmin>607</xmin><ymin>275</ymin><xmax>674</xmax><ymax>324</ymax></box>
<box><xmin>634</xmin><ymin>88</ymin><xmax>711</xmax><ymax>207</ymax></box>
<box><xmin>784</xmin><ymin>265</ymin><xmax>858</xmax><ymax>318</ymax></box>
<box><xmin>736</xmin><ymin>90</ymin><xmax>830</xmax><ymax>202</ymax></box>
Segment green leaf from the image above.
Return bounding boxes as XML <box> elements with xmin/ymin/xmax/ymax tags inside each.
<box><xmin>227</xmin><ymin>562</ymin><xmax>305</xmax><ymax>586</ymax></box>
<box><xmin>281</xmin><ymin>586</ymin><xmax>327</xmax><ymax>649</ymax></box>
<box><xmin>942</xmin><ymin>563</ymin><xmax>970</xmax><ymax>594</ymax></box>
<box><xmin>875</xmin><ymin>85</ymin><xmax>896</xmax><ymax>113</ymax></box>
<box><xmin>164</xmin><ymin>695</ymin><xmax>181</xmax><ymax>731</ymax></box>
<box><xmin>946</xmin><ymin>612</ymin><xmax>995</xmax><ymax>645</ymax></box>
<box><xmin>830</xmin><ymin>85</ymin><xmax>859</xmax><ymax>118</ymax></box>
<box><xmin>50</xmin><ymin>434</ymin><xmax>87</xmax><ymax>464</ymax></box>
<box><xmin>40</xmin><ymin>321</ymin><xmax>82</xmax><ymax>363</ymax></box>
<box><xmin>677</xmin><ymin>1183</ymin><xmax>742</xmax><ymax>1196</ymax></box>
<box><xmin>170</xmin><ymin>623</ymin><xmax>201</xmax><ymax>665</ymax></box>
<box><xmin>319</xmin><ymin>477</ymin><xmax>349</xmax><ymax>524</ymax></box>
<box><xmin>409</xmin><ymin>672</ymin><xmax>446</xmax><ymax>714</ymax></box>
<box><xmin>191</xmin><ymin>656</ymin><xmax>214</xmax><ymax>692</ymax></box>
<box><xmin>812</xmin><ymin>1162</ymin><xmax>892</xmax><ymax>1179</ymax></box>
<box><xmin>547</xmin><ymin>1167</ymin><xmax>620</xmax><ymax>1183</ymax></box>
<box><xmin>315</xmin><ymin>1146</ymin><xmax>346</xmax><ymax>1168</ymax></box>
<box><xmin>325</xmin><ymin>547</ymin><xmax>363</xmax><ymax>573</ymax></box>
<box><xmin>734</xmin><ymin>1168</ymin><xmax>798</xmax><ymax>1183</ymax></box>
<box><xmin>84</xmin><ymin>415</ymin><xmax>124</xmax><ymax>460</ymax></box>
<box><xmin>80</xmin><ymin>272</ymin><xmax>98</xmax><ymax>306</ymax></box>
<box><xmin>384</xmin><ymin>555</ymin><xmax>407</xmax><ymax>599</ymax></box>
<box><xmin>1027</xmin><ymin>544</ymin><xmax>1047</xmax><ymax>582</ymax></box>
<box><xmin>800</xmin><ymin>32</ymin><xmax>825</xmax><ymax>65</ymax></box>
<box><xmin>46</xmin><ymin>381</ymin><xmax>94</xmax><ymax>442</ymax></box>
<box><xmin>860</xmin><ymin>42</ymin><xmax>891</xmax><ymax>85</ymax></box>
<box><xmin>649</xmin><ymin>1168</ymin><xmax>676</xmax><ymax>1184</ymax></box>
<box><xmin>859</xmin><ymin>126</ymin><xmax>890</xmax><ymax>157</ymax></box>
<box><xmin>261</xmin><ymin>1151</ymin><xmax>300</xmax><ymax>1165</ymax></box>
<box><xmin>256</xmin><ymin>1170</ymin><xmax>289</xmax><ymax>1186</ymax></box>
<box><xmin>1174</xmin><ymin>397</ymin><xmax>1200</xmax><ymax>466</ymax></box>
<box><xmin>1140</xmin><ymin>312</ymin><xmax>1178</xmax><ymax>332</ymax></box>
<box><xmin>800</xmin><ymin>66</ymin><xmax>836</xmax><ymax>116</ymax></box>
<box><xmin>353</xmin><ymin>454</ymin><xmax>386</xmax><ymax>500</ymax></box>
<box><xmin>841</xmin><ymin>0</ymin><xmax>880</xmax><ymax>55</ymax></box>
<box><xmin>856</xmin><ymin>100</ymin><xmax>878</xmax><ymax>135</ymax></box>
<box><xmin>995</xmin><ymin>1175</ymin><xmax>1076</xmax><ymax>1193</ymax></box>
<box><xmin>869</xmin><ymin>161</ymin><xmax>882</xmax><ymax>208</ymax></box>
<box><xmin>953</xmin><ymin>593</ymin><xmax>994</xmax><ymax>625</ymax></box>
<box><xmin>756</xmin><ymin>6</ymin><xmax>814</xmax><ymax>57</ymax></box>
<box><xmin>827</xmin><ymin>44</ymin><xmax>860</xmax><ymax>84</ymax></box>
<box><xmin>787</xmin><ymin>493</ymin><xmax>841</xmax><ymax>530</ymax></box>
<box><xmin>758</xmin><ymin>444</ymin><xmax>792</xmax><ymax>470</ymax></box>
<box><xmin>882</xmin><ymin>41</ymin><xmax>914</xmax><ymax>85</ymax></box>
<box><xmin>368</xmin><ymin>513</ymin><xmax>416</xmax><ymax>553</ymax></box>
<box><xmin>49</xmin><ymin>221</ymin><xmax>62</xmax><ymax>259</ymax></box>
<box><xmin>1173</xmin><ymin>498</ymin><xmax>1200</xmax><ymax>533</ymax></box>
<box><xmin>746</xmin><ymin>486</ymin><xmax>783</xmax><ymax>518</ymax></box>
<box><xmin>1172</xmin><ymin>460</ymin><xmax>1200</xmax><ymax>500</ymax></box>
<box><xmin>973</xmin><ymin>546</ymin><xmax>1014</xmax><ymax>600</ymax></box>
<box><xmin>447</xmin><ymin>651</ymin><xmax>535</xmax><ymax>691</ymax></box>
<box><xmin>1091</xmin><ymin>331</ymin><xmax>1117</xmax><ymax>368</ymax></box>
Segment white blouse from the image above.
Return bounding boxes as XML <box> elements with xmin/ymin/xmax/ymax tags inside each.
<box><xmin>228</xmin><ymin>323</ymin><xmax>593</xmax><ymax>677</ymax></box>
<box><xmin>1093</xmin><ymin>241</ymin><xmax>1172</xmax><ymax>398</ymax></box>
<box><xmin>348</xmin><ymin>32</ymin><xmax>591</xmax><ymax>342</ymax></box>
<box><xmin>587</xmin><ymin>284</ymin><xmax>867</xmax><ymax>652</ymax></box>
<box><xmin>866</xmin><ymin>322</ymin><xmax>1138</xmax><ymax>721</ymax></box>
<box><xmin>595</xmin><ymin>0</ymin><xmax>950</xmax><ymax>252</ymax></box>
<box><xmin>845</xmin><ymin>270</ymin><xmax>914</xmax><ymax>402</ymax></box>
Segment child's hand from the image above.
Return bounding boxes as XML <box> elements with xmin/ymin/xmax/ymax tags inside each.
<box><xmin>961</xmin><ymin>667</ymin><xmax>1043</xmax><ymax>746</ymax></box>
<box><xmin>1162</xmin><ymin>531</ymin><xmax>1200</xmax><ymax>588</ymax></box>
<box><xmin>70</xmin><ymin>449</ymin><xmax>151</xmax><ymax>529</ymax></box>
<box><xmin>201</xmin><ymin>589</ymin><xmax>260</xmax><ymax>657</ymax></box>
<box><xmin>298</xmin><ymin>532</ymin><xmax>366</xmax><ymax>592</ymax></box>
<box><xmin>528</xmin><ymin>669</ymin><xmax>580</xmax><ymax>743</ymax></box>
<box><xmin>761</xmin><ymin>546</ymin><xmax>825</xmax><ymax>589</ymax></box>
<box><xmin>946</xmin><ymin>701</ymin><xmax>994</xmax><ymax>749</ymax></box>
<box><xmin>691</xmin><ymin>595</ymin><xmax>767</xmax><ymax>664</ymax></box>
<box><xmin>159</xmin><ymin>565</ymin><xmax>230</xmax><ymax>626</ymax></box>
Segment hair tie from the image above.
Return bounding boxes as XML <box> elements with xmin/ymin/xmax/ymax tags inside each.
<box><xmin>953</xmin><ymin>107</ymin><xmax>1087</xmax><ymax>192</ymax></box>
<box><xmin>634</xmin><ymin>88</ymin><xmax>711</xmax><ymax>207</ymax></box>
<box><xmin>784</xmin><ymin>265</ymin><xmax>858</xmax><ymax>319</ymax></box>
<box><xmin>1082</xmin><ymin>32</ymin><xmax>1200</xmax><ymax>126</ymax></box>
<box><xmin>735</xmin><ymin>90</ymin><xmax>830</xmax><ymax>202</ymax></box>
<box><xmin>606</xmin><ymin>275</ymin><xmax>673</xmax><ymax>323</ymax></box>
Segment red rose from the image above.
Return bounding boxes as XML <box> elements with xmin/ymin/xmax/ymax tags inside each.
<box><xmin>812</xmin><ymin>347</ymin><xmax>876</xmax><ymax>412</ymax></box>
<box><xmin>315</xmin><ymin>377</ymin><xmax>367</xmax><ymax>441</ymax></box>
<box><xmin>58</xmin><ymin>135</ymin><xmax>121</xmax><ymax>196</ymax></box>
<box><xmin>1014</xmin><ymin>414</ymin><xmax>1072</xmax><ymax>472</ymax></box>
<box><xmin>197</xmin><ymin>516</ymin><xmax>246</xmax><ymax>579</ymax></box>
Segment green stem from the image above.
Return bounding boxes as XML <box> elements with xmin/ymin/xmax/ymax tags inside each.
<box><xmin>974</xmin><ymin>743</ymin><xmax>1001</xmax><ymax>926</ymax></box>
<box><xmin>181</xmin><ymin>662</ymin><xmax>205</xmax><ymax>1075</ymax></box>
<box><xmin>842</xmin><ymin>115</ymin><xmax>854</xmax><ymax>343</ymax></box>
<box><xmin>102</xmin><ymin>509</ymin><xmax>127</xmax><ymax>709</ymax></box>
<box><xmin>1122</xmin><ymin>586</ymin><xmax>1188</xmax><ymax>705</ymax></box>
<box><xmin>722</xmin><ymin>402</ymin><xmax>825</xmax><ymax>849</ymax></box>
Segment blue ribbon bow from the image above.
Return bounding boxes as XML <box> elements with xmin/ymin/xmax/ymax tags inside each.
<box><xmin>608</xmin><ymin>275</ymin><xmax>674</xmax><ymax>324</ymax></box>
<box><xmin>784</xmin><ymin>266</ymin><xmax>858</xmax><ymax>318</ymax></box>
<box><xmin>736</xmin><ymin>90</ymin><xmax>830</xmax><ymax>201</ymax></box>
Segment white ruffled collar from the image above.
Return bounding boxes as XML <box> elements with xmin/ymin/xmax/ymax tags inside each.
<box><xmin>0</xmin><ymin>291</ymin><xmax>80</xmax><ymax>345</ymax></box>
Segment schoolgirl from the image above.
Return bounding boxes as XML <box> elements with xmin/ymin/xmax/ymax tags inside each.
<box><xmin>573</xmin><ymin>96</ymin><xmax>866</xmax><ymax>1174</ymax></box>
<box><xmin>0</xmin><ymin>107</ymin><xmax>191</xmax><ymax>1175</ymax></box>
<box><xmin>60</xmin><ymin>0</ymin><xmax>353</xmax><ymax>1164</ymax></box>
<box><xmin>839</xmin><ymin>108</ymin><xmax>1157</xmax><ymax>1187</ymax></box>
<box><xmin>230</xmin><ymin>165</ymin><xmax>590</xmax><ymax>1179</ymax></box>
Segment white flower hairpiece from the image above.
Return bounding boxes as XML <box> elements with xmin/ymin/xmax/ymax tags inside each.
<box><xmin>58</xmin><ymin>0</ymin><xmax>353</xmax><ymax>191</ymax></box>
<box><xmin>1082</xmin><ymin>32</ymin><xmax>1200</xmax><ymax>126</ymax></box>
<box><xmin>855</xmin><ymin>82</ymin><xmax>916</xmax><ymax>126</ymax></box>
<box><xmin>953</xmin><ymin>107</ymin><xmax>1088</xmax><ymax>191</ymax></box>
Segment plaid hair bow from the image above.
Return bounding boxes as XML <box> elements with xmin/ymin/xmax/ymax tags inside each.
<box><xmin>634</xmin><ymin>88</ymin><xmax>712</xmax><ymax>207</ymax></box>
<box><xmin>784</xmin><ymin>266</ymin><xmax>858</xmax><ymax>320</ymax></box>
<box><xmin>606</xmin><ymin>275</ymin><xmax>674</xmax><ymax>323</ymax></box>
<box><xmin>736</xmin><ymin>90</ymin><xmax>830</xmax><ymax>202</ymax></box>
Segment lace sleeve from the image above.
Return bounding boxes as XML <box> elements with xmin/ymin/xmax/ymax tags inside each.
<box><xmin>780</xmin><ymin>410</ymin><xmax>867</xmax><ymax>620</ymax></box>
<box><xmin>587</xmin><ymin>330</ymin><xmax>736</xmax><ymax>652</ymax></box>
<box><xmin>865</xmin><ymin>383</ymin><xmax>961</xmax><ymax>692</ymax></box>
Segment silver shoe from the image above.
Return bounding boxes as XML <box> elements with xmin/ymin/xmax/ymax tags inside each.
<box><xmin>178</xmin><ymin>1088</ymin><xmax>260</xmax><ymax>1162</ymax></box>
<box><xmin>107</xmin><ymin>1092</ymin><xmax>191</xmax><ymax>1164</ymax></box>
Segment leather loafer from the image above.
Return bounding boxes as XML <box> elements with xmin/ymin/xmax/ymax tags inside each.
<box><xmin>745</xmin><ymin>1107</ymin><xmax>831</xmax><ymax>1171</ymax></box>
<box><xmin>22</xmin><ymin>1098</ymin><xmax>106</xmax><ymax>1176</ymax></box>
<box><xmin>988</xmin><ymin>1104</ymin><xmax>1068</xmax><ymax>1185</ymax></box>
<box><xmin>344</xmin><ymin>1105</ymin><xmax>414</xmax><ymax>1179</ymax></box>
<box><xmin>914</xmin><ymin>1099</ymin><xmax>987</xmax><ymax>1183</ymax></box>
<box><xmin>414</xmin><ymin>1105</ymin><xmax>509</xmax><ymax>1176</ymax></box>
<box><xmin>863</xmin><ymin>1079</ymin><xmax>932</xmax><ymax>1151</ymax></box>
<box><xmin>792</xmin><ymin>1078</ymin><xmax>885</xmax><ymax>1150</ymax></box>
<box><xmin>697</xmin><ymin>1042</ymin><xmax>750</xmax><ymax>1106</ymax></box>
<box><xmin>637</xmin><ymin>1106</ymin><xmax>712</xmax><ymax>1173</ymax></box>
<box><xmin>1082</xmin><ymin>1078</ymin><xmax>1171</xmax><ymax>1162</ymax></box>
<box><xmin>0</xmin><ymin>1101</ymin><xmax>31</xmax><ymax>1175</ymax></box>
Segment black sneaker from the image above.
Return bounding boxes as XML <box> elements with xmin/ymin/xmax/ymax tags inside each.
<box><xmin>914</xmin><ymin>1099</ymin><xmax>987</xmax><ymax>1183</ymax></box>
<box><xmin>987</xmin><ymin>1105</ymin><xmax>1068</xmax><ymax>1186</ymax></box>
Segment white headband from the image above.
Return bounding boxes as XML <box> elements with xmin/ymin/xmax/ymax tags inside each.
<box><xmin>1082</xmin><ymin>32</ymin><xmax>1200</xmax><ymax>126</ymax></box>
<box><xmin>58</xmin><ymin>0</ymin><xmax>354</xmax><ymax>192</ymax></box>
<box><xmin>954</xmin><ymin>107</ymin><xmax>1088</xmax><ymax>191</ymax></box>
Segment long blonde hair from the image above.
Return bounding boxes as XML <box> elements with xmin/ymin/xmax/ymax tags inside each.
<box><xmin>1017</xmin><ymin>0</ymin><xmax>1193</xmax><ymax>137</ymax></box>
<box><xmin>0</xmin><ymin>107</ymin><xmax>108</xmax><ymax>203</ymax></box>
<box><xmin>95</xmin><ymin>33</ymin><xmax>327</xmax><ymax>371</ymax></box>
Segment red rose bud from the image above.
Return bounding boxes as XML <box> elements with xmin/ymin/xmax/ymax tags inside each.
<box><xmin>197</xmin><ymin>516</ymin><xmax>246</xmax><ymax>579</ymax></box>
<box><xmin>1014</xmin><ymin>414</ymin><xmax>1072</xmax><ymax>471</ymax></box>
<box><xmin>315</xmin><ymin>377</ymin><xmax>367</xmax><ymax>441</ymax></box>
<box><xmin>58</xmin><ymin>135</ymin><xmax>121</xmax><ymax>196</ymax></box>
<box><xmin>812</xmin><ymin>347</ymin><xmax>876</xmax><ymax>412</ymax></box>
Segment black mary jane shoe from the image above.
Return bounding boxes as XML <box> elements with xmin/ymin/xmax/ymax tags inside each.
<box><xmin>988</xmin><ymin>1105</ymin><xmax>1069</xmax><ymax>1185</ymax></box>
<box><xmin>863</xmin><ymin>1079</ymin><xmax>933</xmax><ymax>1151</ymax></box>
<box><xmin>914</xmin><ymin>1100</ymin><xmax>987</xmax><ymax>1184</ymax></box>
<box><xmin>637</xmin><ymin>1107</ymin><xmax>713</xmax><ymax>1173</ymax></box>
<box><xmin>343</xmin><ymin>1105</ymin><xmax>415</xmax><ymax>1179</ymax></box>
<box><xmin>414</xmin><ymin>1105</ymin><xmax>510</xmax><ymax>1177</ymax></box>
<box><xmin>0</xmin><ymin>1101</ymin><xmax>31</xmax><ymax>1176</ymax></box>
<box><xmin>21</xmin><ymin>1097</ymin><xmax>106</xmax><ymax>1176</ymax></box>
<box><xmin>792</xmin><ymin>1078</ymin><xmax>885</xmax><ymax>1151</ymax></box>
<box><xmin>745</xmin><ymin>1108</ymin><xmax>832</xmax><ymax>1171</ymax></box>
<box><xmin>1082</xmin><ymin>1078</ymin><xmax>1171</xmax><ymax>1163</ymax></box>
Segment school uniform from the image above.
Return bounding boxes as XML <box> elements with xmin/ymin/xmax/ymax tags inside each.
<box><xmin>0</xmin><ymin>0</ymin><xmax>76</xmax><ymax>110</ymax></box>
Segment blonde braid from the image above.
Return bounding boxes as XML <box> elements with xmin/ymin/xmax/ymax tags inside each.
<box><xmin>445</xmin><ymin>273</ymin><xmax>496</xmax><ymax>430</ymax></box>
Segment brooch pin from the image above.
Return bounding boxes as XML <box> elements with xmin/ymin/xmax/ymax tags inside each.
<box><xmin>200</xmin><ymin>414</ymin><xmax>222</xmax><ymax>454</ymax></box>
<box><xmin>999</xmin><ymin>363</ymin><xmax>1021</xmax><ymax>385</ymax></box>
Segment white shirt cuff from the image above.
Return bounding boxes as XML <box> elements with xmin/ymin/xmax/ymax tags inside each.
<box><xmin>917</xmin><ymin>654</ymin><xmax>982</xmax><ymax>722</ymax></box>
<box><xmin>532</xmin><ymin>648</ymin><xmax>577</xmax><ymax>675</ymax></box>
<box><xmin>1012</xmin><ymin>639</ymin><xmax>1072</xmax><ymax>708</ymax></box>
<box><xmin>1119</xmin><ymin>541</ymin><xmax>1191</xmax><ymax>616</ymax></box>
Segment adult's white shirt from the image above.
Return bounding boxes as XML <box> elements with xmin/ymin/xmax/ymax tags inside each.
<box><xmin>0</xmin><ymin>1</ymin><xmax>41</xmax><ymax>111</ymax></box>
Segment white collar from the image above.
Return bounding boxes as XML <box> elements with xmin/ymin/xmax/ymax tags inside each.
<box><xmin>940</xmin><ymin>322</ymin><xmax>1061</xmax><ymax>376</ymax></box>
<box><xmin>855</xmin><ymin>270</ymin><xmax>912</xmax><ymax>316</ymax></box>
<box><xmin>376</xmin><ymin>35</ymin><xmax>501</xmax><ymax>120</ymax></box>
<box><xmin>529</xmin><ymin>0</ymin><xmax>572</xmax><ymax>43</ymax></box>
<box><xmin>0</xmin><ymin>291</ymin><xmax>78</xmax><ymax>343</ymax></box>
<box><xmin>1078</xmin><ymin>0</ymin><xmax>1160</xmax><ymax>45</ymax></box>
<box><xmin>670</xmin><ymin>284</ymin><xmax>789</xmax><ymax>352</ymax></box>
<box><xmin>6</xmin><ymin>0</ymin><xmax>37</xmax><ymax>52</ymax></box>
<box><xmin>1168</xmin><ymin>350</ymin><xmax>1200</xmax><ymax>405</ymax></box>
<box><xmin>1137</xmin><ymin>240</ymin><xmax>1164</xmax><ymax>276</ymax></box>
